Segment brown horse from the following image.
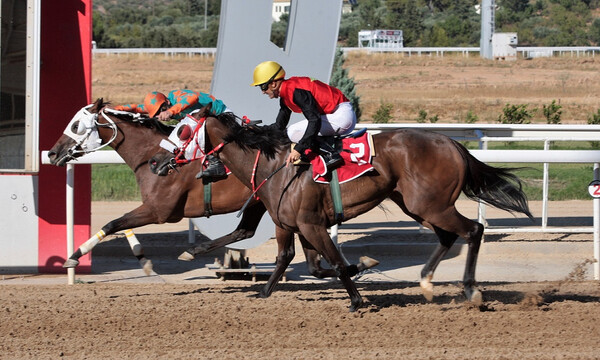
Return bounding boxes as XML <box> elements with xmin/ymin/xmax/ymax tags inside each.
<box><xmin>47</xmin><ymin>98</ymin><xmax>375</xmax><ymax>278</ymax></box>
<box><xmin>149</xmin><ymin>112</ymin><xmax>533</xmax><ymax>312</ymax></box>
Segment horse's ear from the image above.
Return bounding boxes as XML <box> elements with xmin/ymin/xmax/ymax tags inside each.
<box><xmin>90</xmin><ymin>98</ymin><xmax>104</xmax><ymax>113</ymax></box>
<box><xmin>193</xmin><ymin>103</ymin><xmax>212</xmax><ymax>119</ymax></box>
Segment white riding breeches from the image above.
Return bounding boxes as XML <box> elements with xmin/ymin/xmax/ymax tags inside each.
<box><xmin>286</xmin><ymin>102</ymin><xmax>357</xmax><ymax>143</ymax></box>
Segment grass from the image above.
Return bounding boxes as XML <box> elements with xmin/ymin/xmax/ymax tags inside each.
<box><xmin>92</xmin><ymin>164</ymin><xmax>140</xmax><ymax>201</ymax></box>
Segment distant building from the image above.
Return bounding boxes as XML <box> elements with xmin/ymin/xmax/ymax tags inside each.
<box><xmin>358</xmin><ymin>29</ymin><xmax>404</xmax><ymax>49</ymax></box>
<box><xmin>272</xmin><ymin>0</ymin><xmax>352</xmax><ymax>21</ymax></box>
<box><xmin>492</xmin><ymin>32</ymin><xmax>518</xmax><ymax>60</ymax></box>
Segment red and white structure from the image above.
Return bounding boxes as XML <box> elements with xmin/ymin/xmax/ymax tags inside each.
<box><xmin>0</xmin><ymin>0</ymin><xmax>93</xmax><ymax>273</ymax></box>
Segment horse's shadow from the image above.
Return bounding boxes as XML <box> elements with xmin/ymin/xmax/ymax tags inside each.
<box><xmin>170</xmin><ymin>281</ymin><xmax>600</xmax><ymax>311</ymax></box>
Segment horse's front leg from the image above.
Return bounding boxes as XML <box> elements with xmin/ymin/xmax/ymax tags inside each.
<box><xmin>259</xmin><ymin>226</ymin><xmax>295</xmax><ymax>298</ymax></box>
<box><xmin>63</xmin><ymin>204</ymin><xmax>158</xmax><ymax>274</ymax></box>
<box><xmin>179</xmin><ymin>202</ymin><xmax>268</xmax><ymax>260</ymax></box>
<box><xmin>299</xmin><ymin>224</ymin><xmax>363</xmax><ymax>312</ymax></box>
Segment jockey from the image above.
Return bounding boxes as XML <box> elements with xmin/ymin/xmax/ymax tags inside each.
<box><xmin>115</xmin><ymin>90</ymin><xmax>230</xmax><ymax>179</ymax></box>
<box><xmin>252</xmin><ymin>60</ymin><xmax>357</xmax><ymax>169</ymax></box>
<box><xmin>114</xmin><ymin>89</ymin><xmax>229</xmax><ymax>121</ymax></box>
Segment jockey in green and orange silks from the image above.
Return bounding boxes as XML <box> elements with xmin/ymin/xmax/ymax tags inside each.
<box><xmin>115</xmin><ymin>89</ymin><xmax>230</xmax><ymax>121</ymax></box>
<box><xmin>116</xmin><ymin>89</ymin><xmax>232</xmax><ymax>180</ymax></box>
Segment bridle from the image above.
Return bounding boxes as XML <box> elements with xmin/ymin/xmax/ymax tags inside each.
<box><xmin>61</xmin><ymin>105</ymin><xmax>119</xmax><ymax>163</ymax></box>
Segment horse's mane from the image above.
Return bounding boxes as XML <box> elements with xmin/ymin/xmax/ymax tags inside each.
<box><xmin>217</xmin><ymin>112</ymin><xmax>290</xmax><ymax>160</ymax></box>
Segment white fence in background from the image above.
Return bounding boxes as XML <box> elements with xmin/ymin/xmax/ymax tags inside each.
<box><xmin>92</xmin><ymin>46</ymin><xmax>600</xmax><ymax>58</ymax></box>
<box><xmin>41</xmin><ymin>123</ymin><xmax>600</xmax><ymax>279</ymax></box>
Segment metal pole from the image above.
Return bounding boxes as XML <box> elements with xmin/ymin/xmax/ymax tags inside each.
<box><xmin>188</xmin><ymin>219</ymin><xmax>195</xmax><ymax>244</ymax></box>
<box><xmin>542</xmin><ymin>140</ymin><xmax>550</xmax><ymax>229</ymax></box>
<box><xmin>204</xmin><ymin>0</ymin><xmax>207</xmax><ymax>30</ymax></box>
<box><xmin>594</xmin><ymin>163</ymin><xmax>600</xmax><ymax>280</ymax></box>
<box><xmin>66</xmin><ymin>164</ymin><xmax>75</xmax><ymax>285</ymax></box>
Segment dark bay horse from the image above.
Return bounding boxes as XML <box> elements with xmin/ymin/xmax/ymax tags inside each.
<box><xmin>47</xmin><ymin>99</ymin><xmax>375</xmax><ymax>278</ymax></box>
<box><xmin>149</xmin><ymin>112</ymin><xmax>533</xmax><ymax>312</ymax></box>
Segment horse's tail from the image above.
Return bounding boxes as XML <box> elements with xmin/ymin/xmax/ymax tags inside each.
<box><xmin>454</xmin><ymin>141</ymin><xmax>534</xmax><ymax>220</ymax></box>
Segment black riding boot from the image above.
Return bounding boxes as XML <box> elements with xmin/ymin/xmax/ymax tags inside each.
<box><xmin>318</xmin><ymin>138</ymin><xmax>344</xmax><ymax>170</ymax></box>
<box><xmin>196</xmin><ymin>155</ymin><xmax>227</xmax><ymax>180</ymax></box>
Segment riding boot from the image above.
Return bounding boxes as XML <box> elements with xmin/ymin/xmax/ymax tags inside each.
<box><xmin>196</xmin><ymin>155</ymin><xmax>227</xmax><ymax>180</ymax></box>
<box><xmin>318</xmin><ymin>137</ymin><xmax>344</xmax><ymax>170</ymax></box>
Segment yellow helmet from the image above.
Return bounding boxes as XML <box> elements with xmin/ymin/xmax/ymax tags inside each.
<box><xmin>251</xmin><ymin>61</ymin><xmax>286</xmax><ymax>86</ymax></box>
<box><xmin>144</xmin><ymin>91</ymin><xmax>167</xmax><ymax>117</ymax></box>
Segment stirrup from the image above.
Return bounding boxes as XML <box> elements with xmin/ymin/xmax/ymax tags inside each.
<box><xmin>322</xmin><ymin>152</ymin><xmax>344</xmax><ymax>170</ymax></box>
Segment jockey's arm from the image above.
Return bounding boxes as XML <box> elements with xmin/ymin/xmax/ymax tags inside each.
<box><xmin>274</xmin><ymin>98</ymin><xmax>292</xmax><ymax>131</ymax></box>
<box><xmin>167</xmin><ymin>90</ymin><xmax>200</xmax><ymax>117</ymax></box>
<box><xmin>114</xmin><ymin>103</ymin><xmax>145</xmax><ymax>114</ymax></box>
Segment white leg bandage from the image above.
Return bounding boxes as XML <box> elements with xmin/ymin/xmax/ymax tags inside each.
<box><xmin>125</xmin><ymin>229</ymin><xmax>144</xmax><ymax>256</ymax></box>
<box><xmin>79</xmin><ymin>230</ymin><xmax>106</xmax><ymax>255</ymax></box>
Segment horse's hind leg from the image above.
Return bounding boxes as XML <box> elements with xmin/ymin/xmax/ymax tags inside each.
<box><xmin>180</xmin><ymin>202</ymin><xmax>268</xmax><ymax>260</ymax></box>
<box><xmin>421</xmin><ymin>211</ymin><xmax>484</xmax><ymax>305</ymax></box>
<box><xmin>419</xmin><ymin>226</ymin><xmax>459</xmax><ymax>301</ymax></box>
<box><xmin>259</xmin><ymin>226</ymin><xmax>295</xmax><ymax>298</ymax></box>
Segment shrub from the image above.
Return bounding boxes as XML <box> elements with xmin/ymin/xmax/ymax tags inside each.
<box><xmin>588</xmin><ymin>109</ymin><xmax>600</xmax><ymax>149</ymax></box>
<box><xmin>373</xmin><ymin>101</ymin><xmax>393</xmax><ymax>123</ymax></box>
<box><xmin>465</xmin><ymin>110</ymin><xmax>478</xmax><ymax>124</ymax></box>
<box><xmin>416</xmin><ymin>109</ymin><xmax>439</xmax><ymax>123</ymax></box>
<box><xmin>417</xmin><ymin>109</ymin><xmax>428</xmax><ymax>123</ymax></box>
<box><xmin>543</xmin><ymin>99</ymin><xmax>562</xmax><ymax>124</ymax></box>
<box><xmin>497</xmin><ymin>104</ymin><xmax>534</xmax><ymax>124</ymax></box>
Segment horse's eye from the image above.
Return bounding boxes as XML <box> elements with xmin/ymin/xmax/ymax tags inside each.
<box><xmin>71</xmin><ymin>121</ymin><xmax>86</xmax><ymax>135</ymax></box>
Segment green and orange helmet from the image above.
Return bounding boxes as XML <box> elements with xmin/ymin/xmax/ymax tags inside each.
<box><xmin>143</xmin><ymin>91</ymin><xmax>168</xmax><ymax>117</ymax></box>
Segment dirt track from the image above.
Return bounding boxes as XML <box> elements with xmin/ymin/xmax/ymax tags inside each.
<box><xmin>1</xmin><ymin>281</ymin><xmax>599</xmax><ymax>359</ymax></box>
<box><xmin>1</xmin><ymin>200</ymin><xmax>599</xmax><ymax>359</ymax></box>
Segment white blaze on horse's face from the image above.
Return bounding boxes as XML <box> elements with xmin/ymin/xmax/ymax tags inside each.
<box><xmin>63</xmin><ymin>105</ymin><xmax>102</xmax><ymax>152</ymax></box>
<box><xmin>164</xmin><ymin>115</ymin><xmax>205</xmax><ymax>160</ymax></box>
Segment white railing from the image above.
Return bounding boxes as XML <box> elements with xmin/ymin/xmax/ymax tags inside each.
<box><xmin>93</xmin><ymin>47</ymin><xmax>216</xmax><ymax>57</ymax></box>
<box><xmin>92</xmin><ymin>46</ymin><xmax>600</xmax><ymax>58</ymax></box>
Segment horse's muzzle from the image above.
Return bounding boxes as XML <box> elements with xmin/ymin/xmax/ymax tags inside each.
<box><xmin>148</xmin><ymin>154</ymin><xmax>175</xmax><ymax>176</ymax></box>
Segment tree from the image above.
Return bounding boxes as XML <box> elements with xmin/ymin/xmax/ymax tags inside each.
<box><xmin>330</xmin><ymin>48</ymin><xmax>362</xmax><ymax>122</ymax></box>
<box><xmin>385</xmin><ymin>0</ymin><xmax>425</xmax><ymax>46</ymax></box>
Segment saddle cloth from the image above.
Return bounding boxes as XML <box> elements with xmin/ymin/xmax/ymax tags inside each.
<box><xmin>307</xmin><ymin>131</ymin><xmax>375</xmax><ymax>184</ymax></box>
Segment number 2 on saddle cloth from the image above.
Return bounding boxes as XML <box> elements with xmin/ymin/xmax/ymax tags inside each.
<box><xmin>306</xmin><ymin>130</ymin><xmax>375</xmax><ymax>184</ymax></box>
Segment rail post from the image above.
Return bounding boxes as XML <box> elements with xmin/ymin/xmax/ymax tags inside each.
<box><xmin>66</xmin><ymin>164</ymin><xmax>75</xmax><ymax>285</ymax></box>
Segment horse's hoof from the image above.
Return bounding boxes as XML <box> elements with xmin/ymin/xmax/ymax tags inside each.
<box><xmin>62</xmin><ymin>259</ymin><xmax>79</xmax><ymax>268</ymax></box>
<box><xmin>420</xmin><ymin>276</ymin><xmax>434</xmax><ymax>302</ymax></box>
<box><xmin>178</xmin><ymin>251</ymin><xmax>195</xmax><ymax>261</ymax></box>
<box><xmin>359</xmin><ymin>256</ymin><xmax>380</xmax><ymax>270</ymax></box>
<box><xmin>349</xmin><ymin>299</ymin><xmax>363</xmax><ymax>312</ymax></box>
<box><xmin>258</xmin><ymin>291</ymin><xmax>270</xmax><ymax>299</ymax></box>
<box><xmin>140</xmin><ymin>258</ymin><xmax>153</xmax><ymax>276</ymax></box>
<box><xmin>465</xmin><ymin>287</ymin><xmax>483</xmax><ymax>306</ymax></box>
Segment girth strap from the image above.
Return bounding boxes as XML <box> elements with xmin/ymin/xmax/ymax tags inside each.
<box><xmin>203</xmin><ymin>182</ymin><xmax>213</xmax><ymax>217</ymax></box>
<box><xmin>329</xmin><ymin>169</ymin><xmax>344</xmax><ymax>224</ymax></box>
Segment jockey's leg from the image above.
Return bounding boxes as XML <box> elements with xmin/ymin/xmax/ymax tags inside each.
<box><xmin>195</xmin><ymin>125</ymin><xmax>227</xmax><ymax>180</ymax></box>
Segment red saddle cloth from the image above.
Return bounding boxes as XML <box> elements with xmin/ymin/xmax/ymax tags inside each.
<box><xmin>307</xmin><ymin>132</ymin><xmax>375</xmax><ymax>184</ymax></box>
